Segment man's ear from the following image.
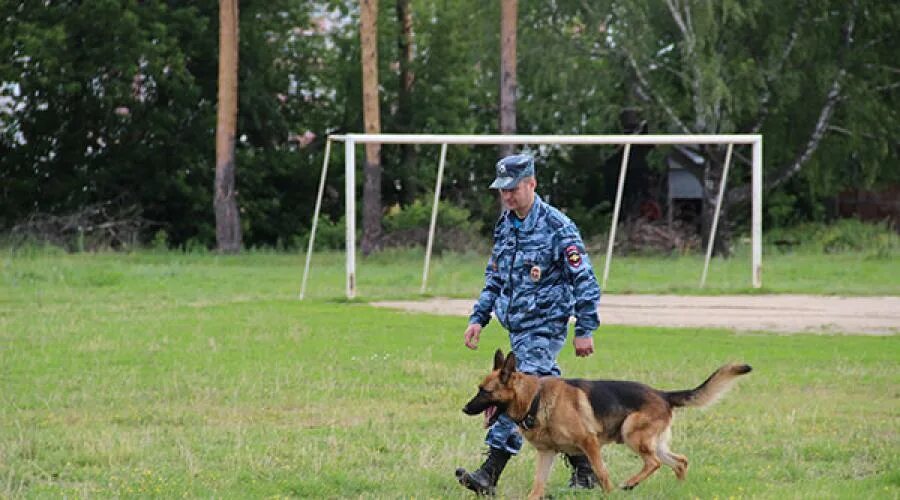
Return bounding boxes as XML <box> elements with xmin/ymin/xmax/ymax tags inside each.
<box><xmin>500</xmin><ymin>352</ymin><xmax>517</xmax><ymax>384</ymax></box>
<box><xmin>493</xmin><ymin>349</ymin><xmax>505</xmax><ymax>371</ymax></box>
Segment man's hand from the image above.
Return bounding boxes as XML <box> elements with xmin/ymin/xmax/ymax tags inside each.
<box><xmin>464</xmin><ymin>323</ymin><xmax>482</xmax><ymax>350</ymax></box>
<box><xmin>573</xmin><ymin>336</ymin><xmax>594</xmax><ymax>357</ymax></box>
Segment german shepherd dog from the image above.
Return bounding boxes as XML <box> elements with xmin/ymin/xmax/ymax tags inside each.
<box><xmin>462</xmin><ymin>350</ymin><xmax>751</xmax><ymax>499</ymax></box>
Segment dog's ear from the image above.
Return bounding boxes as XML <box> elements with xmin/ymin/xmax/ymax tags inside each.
<box><xmin>493</xmin><ymin>349</ymin><xmax>505</xmax><ymax>371</ymax></box>
<box><xmin>500</xmin><ymin>352</ymin><xmax>517</xmax><ymax>384</ymax></box>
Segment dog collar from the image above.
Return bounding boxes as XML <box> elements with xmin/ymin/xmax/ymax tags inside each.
<box><xmin>517</xmin><ymin>389</ymin><xmax>542</xmax><ymax>430</ymax></box>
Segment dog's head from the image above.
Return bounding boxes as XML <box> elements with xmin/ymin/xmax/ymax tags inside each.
<box><xmin>462</xmin><ymin>349</ymin><xmax>519</xmax><ymax>427</ymax></box>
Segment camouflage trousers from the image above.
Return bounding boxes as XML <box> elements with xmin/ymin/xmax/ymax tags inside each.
<box><xmin>484</xmin><ymin>321</ymin><xmax>568</xmax><ymax>454</ymax></box>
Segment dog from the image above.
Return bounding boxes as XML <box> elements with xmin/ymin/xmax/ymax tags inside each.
<box><xmin>462</xmin><ymin>349</ymin><xmax>751</xmax><ymax>498</ymax></box>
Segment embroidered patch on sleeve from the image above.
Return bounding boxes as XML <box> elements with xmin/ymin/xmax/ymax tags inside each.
<box><xmin>565</xmin><ymin>245</ymin><xmax>582</xmax><ymax>269</ymax></box>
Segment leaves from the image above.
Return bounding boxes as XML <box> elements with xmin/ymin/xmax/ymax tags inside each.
<box><xmin>1</xmin><ymin>0</ymin><xmax>896</xmax><ymax>248</ymax></box>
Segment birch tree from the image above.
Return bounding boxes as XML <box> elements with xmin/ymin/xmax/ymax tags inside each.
<box><xmin>549</xmin><ymin>0</ymin><xmax>895</xmax><ymax>255</ymax></box>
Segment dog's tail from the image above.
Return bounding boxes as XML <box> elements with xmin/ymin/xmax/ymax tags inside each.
<box><xmin>663</xmin><ymin>363</ymin><xmax>752</xmax><ymax>408</ymax></box>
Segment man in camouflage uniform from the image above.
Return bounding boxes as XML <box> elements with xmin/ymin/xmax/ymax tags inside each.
<box><xmin>455</xmin><ymin>154</ymin><xmax>602</xmax><ymax>495</ymax></box>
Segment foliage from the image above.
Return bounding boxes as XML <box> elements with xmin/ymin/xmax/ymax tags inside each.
<box><xmin>561</xmin><ymin>198</ymin><xmax>612</xmax><ymax>241</ymax></box>
<box><xmin>0</xmin><ymin>0</ymin><xmax>344</xmax><ymax>248</ymax></box>
<box><xmin>379</xmin><ymin>196</ymin><xmax>486</xmax><ymax>252</ymax></box>
<box><xmin>1</xmin><ymin>1</ymin><xmax>213</xmax><ymax>239</ymax></box>
<box><xmin>382</xmin><ymin>196</ymin><xmax>478</xmax><ymax>233</ymax></box>
<box><xmin>1</xmin><ymin>0</ymin><xmax>897</xmax><ymax>250</ymax></box>
<box><xmin>534</xmin><ymin>0</ymin><xmax>899</xmax><ymax>239</ymax></box>
<box><xmin>767</xmin><ymin>219</ymin><xmax>899</xmax><ymax>256</ymax></box>
<box><xmin>294</xmin><ymin>214</ymin><xmax>348</xmax><ymax>251</ymax></box>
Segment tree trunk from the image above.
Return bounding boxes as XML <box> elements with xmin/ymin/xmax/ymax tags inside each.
<box><xmin>214</xmin><ymin>0</ymin><xmax>242</xmax><ymax>253</ymax></box>
<box><xmin>499</xmin><ymin>0</ymin><xmax>517</xmax><ymax>157</ymax></box>
<box><xmin>397</xmin><ymin>0</ymin><xmax>414</xmax><ymax>126</ymax></box>
<box><xmin>360</xmin><ymin>0</ymin><xmax>382</xmax><ymax>255</ymax></box>
<box><xmin>396</xmin><ymin>0</ymin><xmax>416</xmax><ymax>201</ymax></box>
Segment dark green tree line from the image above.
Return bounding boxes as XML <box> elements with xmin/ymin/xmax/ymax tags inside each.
<box><xmin>1</xmin><ymin>0</ymin><xmax>896</xmax><ymax>250</ymax></box>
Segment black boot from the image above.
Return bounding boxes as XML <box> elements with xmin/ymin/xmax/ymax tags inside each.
<box><xmin>566</xmin><ymin>454</ymin><xmax>598</xmax><ymax>489</ymax></box>
<box><xmin>455</xmin><ymin>447</ymin><xmax>512</xmax><ymax>496</ymax></box>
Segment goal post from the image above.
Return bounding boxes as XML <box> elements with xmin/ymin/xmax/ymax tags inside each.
<box><xmin>299</xmin><ymin>133</ymin><xmax>763</xmax><ymax>300</ymax></box>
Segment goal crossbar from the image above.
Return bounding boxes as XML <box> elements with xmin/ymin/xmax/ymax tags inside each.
<box><xmin>329</xmin><ymin>133</ymin><xmax>761</xmax><ymax>145</ymax></box>
<box><xmin>300</xmin><ymin>133</ymin><xmax>763</xmax><ymax>300</ymax></box>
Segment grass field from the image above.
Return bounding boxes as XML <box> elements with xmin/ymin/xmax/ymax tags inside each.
<box><xmin>1</xmin><ymin>249</ymin><xmax>899</xmax><ymax>498</ymax></box>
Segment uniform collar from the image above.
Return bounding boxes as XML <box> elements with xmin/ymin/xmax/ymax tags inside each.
<box><xmin>505</xmin><ymin>194</ymin><xmax>544</xmax><ymax>232</ymax></box>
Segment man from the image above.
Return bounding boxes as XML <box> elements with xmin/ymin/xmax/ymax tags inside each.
<box><xmin>455</xmin><ymin>154</ymin><xmax>602</xmax><ymax>495</ymax></box>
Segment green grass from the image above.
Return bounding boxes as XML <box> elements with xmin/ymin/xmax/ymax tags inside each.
<box><xmin>1</xmin><ymin>249</ymin><xmax>898</xmax><ymax>498</ymax></box>
<box><xmin>309</xmin><ymin>244</ymin><xmax>896</xmax><ymax>297</ymax></box>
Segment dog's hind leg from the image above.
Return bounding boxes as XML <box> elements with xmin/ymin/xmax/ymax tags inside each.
<box><xmin>656</xmin><ymin>426</ymin><xmax>689</xmax><ymax>480</ymax></box>
<box><xmin>578</xmin><ymin>436</ymin><xmax>614</xmax><ymax>492</ymax></box>
<box><xmin>526</xmin><ymin>450</ymin><xmax>556</xmax><ymax>500</ymax></box>
<box><xmin>621</xmin><ymin>413</ymin><xmax>662</xmax><ymax>490</ymax></box>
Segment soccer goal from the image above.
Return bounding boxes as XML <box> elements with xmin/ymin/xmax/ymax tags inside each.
<box><xmin>300</xmin><ymin>133</ymin><xmax>763</xmax><ymax>300</ymax></box>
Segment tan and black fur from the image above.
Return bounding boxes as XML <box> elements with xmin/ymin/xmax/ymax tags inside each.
<box><xmin>462</xmin><ymin>349</ymin><xmax>752</xmax><ymax>499</ymax></box>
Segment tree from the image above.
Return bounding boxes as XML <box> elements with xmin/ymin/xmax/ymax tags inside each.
<box><xmin>499</xmin><ymin>0</ymin><xmax>517</xmax><ymax>156</ymax></box>
<box><xmin>395</xmin><ymin>0</ymin><xmax>416</xmax><ymax>171</ymax></box>
<box><xmin>617</xmin><ymin>0</ymin><xmax>881</xmax><ymax>255</ymax></box>
<box><xmin>539</xmin><ymin>0</ymin><xmax>899</xmax><ymax>254</ymax></box>
<box><xmin>214</xmin><ymin>0</ymin><xmax>242</xmax><ymax>253</ymax></box>
<box><xmin>3</xmin><ymin>0</ymin><xmax>894</xmax><ymax>252</ymax></box>
<box><xmin>360</xmin><ymin>0</ymin><xmax>383</xmax><ymax>255</ymax></box>
<box><xmin>0</xmin><ymin>2</ymin><xmax>215</xmax><ymax>241</ymax></box>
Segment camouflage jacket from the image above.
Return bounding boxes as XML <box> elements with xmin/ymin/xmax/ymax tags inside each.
<box><xmin>469</xmin><ymin>195</ymin><xmax>601</xmax><ymax>338</ymax></box>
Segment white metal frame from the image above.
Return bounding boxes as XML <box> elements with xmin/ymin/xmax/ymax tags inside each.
<box><xmin>300</xmin><ymin>133</ymin><xmax>763</xmax><ymax>299</ymax></box>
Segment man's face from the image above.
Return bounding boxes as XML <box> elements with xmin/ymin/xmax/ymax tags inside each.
<box><xmin>500</xmin><ymin>177</ymin><xmax>537</xmax><ymax>215</ymax></box>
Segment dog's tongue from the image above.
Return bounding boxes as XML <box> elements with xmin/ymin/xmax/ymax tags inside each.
<box><xmin>483</xmin><ymin>405</ymin><xmax>497</xmax><ymax>429</ymax></box>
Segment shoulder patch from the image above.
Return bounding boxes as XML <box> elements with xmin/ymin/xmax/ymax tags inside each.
<box><xmin>565</xmin><ymin>245</ymin><xmax>583</xmax><ymax>269</ymax></box>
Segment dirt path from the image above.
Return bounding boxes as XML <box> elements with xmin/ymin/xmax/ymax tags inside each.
<box><xmin>371</xmin><ymin>295</ymin><xmax>900</xmax><ymax>335</ymax></box>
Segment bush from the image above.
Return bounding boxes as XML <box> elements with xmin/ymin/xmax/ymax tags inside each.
<box><xmin>293</xmin><ymin>215</ymin><xmax>349</xmax><ymax>251</ymax></box>
<box><xmin>292</xmin><ymin>199</ymin><xmax>487</xmax><ymax>253</ymax></box>
<box><xmin>383</xmin><ymin>197</ymin><xmax>479</xmax><ymax>233</ymax></box>
<box><xmin>563</xmin><ymin>200</ymin><xmax>612</xmax><ymax>241</ymax></box>
<box><xmin>381</xmin><ymin>198</ymin><xmax>486</xmax><ymax>253</ymax></box>
<box><xmin>0</xmin><ymin>239</ymin><xmax>68</xmax><ymax>258</ymax></box>
<box><xmin>766</xmin><ymin>219</ymin><xmax>898</xmax><ymax>255</ymax></box>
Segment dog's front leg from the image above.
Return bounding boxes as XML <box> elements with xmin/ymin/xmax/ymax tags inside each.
<box><xmin>526</xmin><ymin>450</ymin><xmax>556</xmax><ymax>500</ymax></box>
<box><xmin>581</xmin><ymin>441</ymin><xmax>615</xmax><ymax>492</ymax></box>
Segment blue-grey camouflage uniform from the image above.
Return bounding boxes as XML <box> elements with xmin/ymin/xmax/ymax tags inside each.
<box><xmin>469</xmin><ymin>193</ymin><xmax>601</xmax><ymax>454</ymax></box>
